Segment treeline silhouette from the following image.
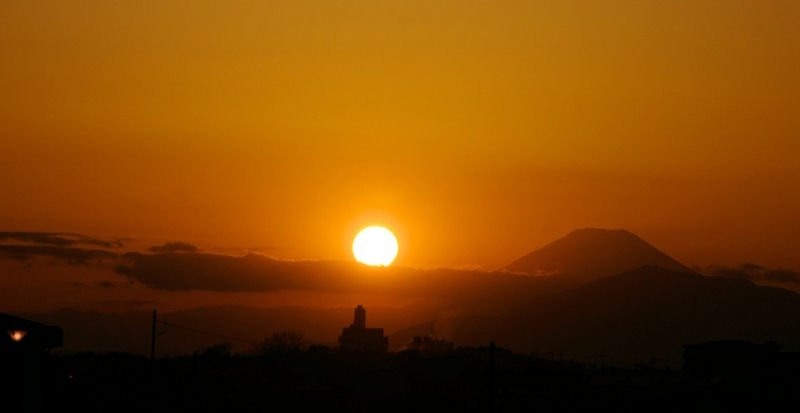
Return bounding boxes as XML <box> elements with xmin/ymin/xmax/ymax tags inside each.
<box><xmin>41</xmin><ymin>340</ymin><xmax>800</xmax><ymax>412</ymax></box>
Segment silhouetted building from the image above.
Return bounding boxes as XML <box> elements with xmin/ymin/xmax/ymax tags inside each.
<box><xmin>1</xmin><ymin>313</ymin><xmax>63</xmax><ymax>412</ymax></box>
<box><xmin>408</xmin><ymin>336</ymin><xmax>454</xmax><ymax>354</ymax></box>
<box><xmin>684</xmin><ymin>340</ymin><xmax>779</xmax><ymax>376</ymax></box>
<box><xmin>338</xmin><ymin>305</ymin><xmax>387</xmax><ymax>353</ymax></box>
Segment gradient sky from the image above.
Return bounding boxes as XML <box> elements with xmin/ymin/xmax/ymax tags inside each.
<box><xmin>1</xmin><ymin>0</ymin><xmax>799</xmax><ymax>270</ymax></box>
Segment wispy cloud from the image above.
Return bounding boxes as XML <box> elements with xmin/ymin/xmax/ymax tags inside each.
<box><xmin>0</xmin><ymin>232</ymin><xmax>125</xmax><ymax>248</ymax></box>
<box><xmin>149</xmin><ymin>241</ymin><xmax>199</xmax><ymax>253</ymax></box>
<box><xmin>703</xmin><ymin>263</ymin><xmax>800</xmax><ymax>283</ymax></box>
<box><xmin>0</xmin><ymin>245</ymin><xmax>118</xmax><ymax>264</ymax></box>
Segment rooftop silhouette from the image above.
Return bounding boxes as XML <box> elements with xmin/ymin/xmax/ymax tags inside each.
<box><xmin>338</xmin><ymin>305</ymin><xmax>388</xmax><ymax>353</ymax></box>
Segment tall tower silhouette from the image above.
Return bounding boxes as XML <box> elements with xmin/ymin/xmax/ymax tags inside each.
<box><xmin>339</xmin><ymin>305</ymin><xmax>387</xmax><ymax>353</ymax></box>
<box><xmin>353</xmin><ymin>305</ymin><xmax>366</xmax><ymax>328</ymax></box>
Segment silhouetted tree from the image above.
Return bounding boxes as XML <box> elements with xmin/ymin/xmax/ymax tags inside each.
<box><xmin>253</xmin><ymin>330</ymin><xmax>305</xmax><ymax>354</ymax></box>
<box><xmin>201</xmin><ymin>342</ymin><xmax>232</xmax><ymax>358</ymax></box>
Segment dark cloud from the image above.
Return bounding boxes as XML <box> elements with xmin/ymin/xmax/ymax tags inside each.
<box><xmin>92</xmin><ymin>280</ymin><xmax>135</xmax><ymax>288</ymax></box>
<box><xmin>0</xmin><ymin>245</ymin><xmax>118</xmax><ymax>264</ymax></box>
<box><xmin>761</xmin><ymin>269</ymin><xmax>800</xmax><ymax>283</ymax></box>
<box><xmin>0</xmin><ymin>231</ymin><xmax>123</xmax><ymax>264</ymax></box>
<box><xmin>91</xmin><ymin>300</ymin><xmax>158</xmax><ymax>310</ymax></box>
<box><xmin>740</xmin><ymin>262</ymin><xmax>765</xmax><ymax>271</ymax></box>
<box><xmin>149</xmin><ymin>242</ymin><xmax>199</xmax><ymax>253</ymax></box>
<box><xmin>706</xmin><ymin>266</ymin><xmax>752</xmax><ymax>280</ymax></box>
<box><xmin>114</xmin><ymin>252</ymin><xmax>379</xmax><ymax>292</ymax></box>
<box><xmin>64</xmin><ymin>280</ymin><xmax>134</xmax><ymax>288</ymax></box>
<box><xmin>704</xmin><ymin>263</ymin><xmax>800</xmax><ymax>283</ymax></box>
<box><xmin>113</xmin><ymin>252</ymin><xmax>546</xmax><ymax>303</ymax></box>
<box><xmin>0</xmin><ymin>232</ymin><xmax>124</xmax><ymax>248</ymax></box>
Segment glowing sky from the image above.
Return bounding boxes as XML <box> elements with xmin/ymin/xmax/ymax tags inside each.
<box><xmin>2</xmin><ymin>1</ymin><xmax>799</xmax><ymax>269</ymax></box>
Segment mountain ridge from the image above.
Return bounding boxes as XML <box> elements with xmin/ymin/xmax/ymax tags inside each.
<box><xmin>391</xmin><ymin>266</ymin><xmax>800</xmax><ymax>365</ymax></box>
<box><xmin>506</xmin><ymin>228</ymin><xmax>693</xmax><ymax>283</ymax></box>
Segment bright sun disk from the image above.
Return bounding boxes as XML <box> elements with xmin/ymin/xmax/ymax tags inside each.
<box><xmin>352</xmin><ymin>226</ymin><xmax>398</xmax><ymax>266</ymax></box>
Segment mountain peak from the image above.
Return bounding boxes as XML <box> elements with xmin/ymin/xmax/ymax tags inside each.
<box><xmin>506</xmin><ymin>228</ymin><xmax>692</xmax><ymax>283</ymax></box>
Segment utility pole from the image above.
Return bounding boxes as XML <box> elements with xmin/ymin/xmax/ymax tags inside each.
<box><xmin>151</xmin><ymin>309</ymin><xmax>157</xmax><ymax>360</ymax></box>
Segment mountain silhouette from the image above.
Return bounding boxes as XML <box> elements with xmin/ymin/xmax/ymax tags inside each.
<box><xmin>393</xmin><ymin>266</ymin><xmax>800</xmax><ymax>365</ymax></box>
<box><xmin>506</xmin><ymin>228</ymin><xmax>692</xmax><ymax>284</ymax></box>
<box><xmin>505</xmin><ymin>266</ymin><xmax>800</xmax><ymax>364</ymax></box>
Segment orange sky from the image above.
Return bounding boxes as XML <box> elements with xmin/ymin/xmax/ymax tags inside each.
<box><xmin>1</xmin><ymin>0</ymin><xmax>799</xmax><ymax>270</ymax></box>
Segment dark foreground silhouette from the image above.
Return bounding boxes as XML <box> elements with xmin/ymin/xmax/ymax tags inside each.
<box><xmin>36</xmin><ymin>342</ymin><xmax>800</xmax><ymax>412</ymax></box>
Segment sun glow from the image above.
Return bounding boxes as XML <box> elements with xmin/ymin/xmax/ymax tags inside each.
<box><xmin>352</xmin><ymin>226</ymin><xmax>398</xmax><ymax>266</ymax></box>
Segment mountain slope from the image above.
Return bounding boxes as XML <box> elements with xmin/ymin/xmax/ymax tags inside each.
<box><xmin>395</xmin><ymin>267</ymin><xmax>800</xmax><ymax>365</ymax></box>
<box><xmin>507</xmin><ymin>228</ymin><xmax>692</xmax><ymax>283</ymax></box>
<box><xmin>512</xmin><ymin>267</ymin><xmax>800</xmax><ymax>361</ymax></box>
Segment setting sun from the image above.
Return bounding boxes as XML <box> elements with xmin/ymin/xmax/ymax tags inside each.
<box><xmin>352</xmin><ymin>226</ymin><xmax>398</xmax><ymax>266</ymax></box>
